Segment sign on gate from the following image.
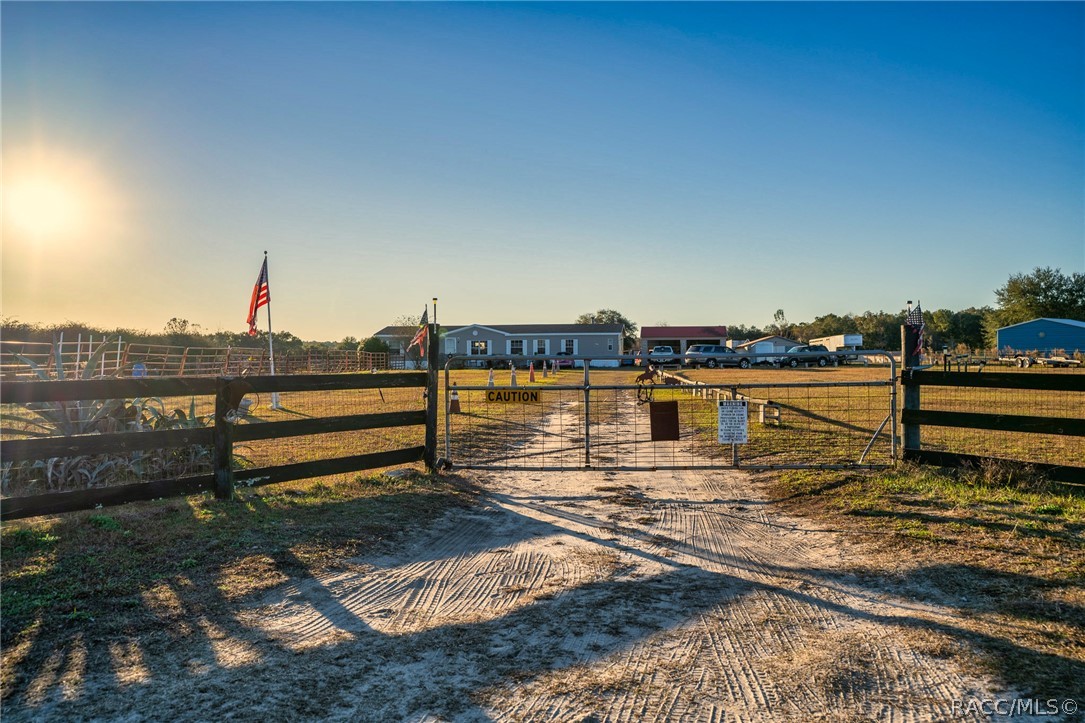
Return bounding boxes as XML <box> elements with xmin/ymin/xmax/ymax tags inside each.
<box><xmin>486</xmin><ymin>389</ymin><xmax>540</xmax><ymax>403</ymax></box>
<box><xmin>718</xmin><ymin>400</ymin><xmax>749</xmax><ymax>444</ymax></box>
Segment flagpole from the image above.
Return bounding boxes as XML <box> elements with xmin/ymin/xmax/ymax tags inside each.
<box><xmin>264</xmin><ymin>250</ymin><xmax>282</xmax><ymax>409</ymax></box>
<box><xmin>432</xmin><ymin>297</ymin><xmax>438</xmax><ymax>362</ymax></box>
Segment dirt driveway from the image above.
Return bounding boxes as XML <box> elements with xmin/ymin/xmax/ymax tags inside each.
<box><xmin>250</xmin><ymin>466</ymin><xmax>1013</xmax><ymax>722</ymax></box>
<box><xmin>13</xmin><ymin>463</ymin><xmax>1035</xmax><ymax>722</ymax></box>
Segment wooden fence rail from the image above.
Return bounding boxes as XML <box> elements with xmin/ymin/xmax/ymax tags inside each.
<box><xmin>1</xmin><ymin>371</ymin><xmax>434</xmax><ymax>520</ymax></box>
<box><xmin>901</xmin><ymin>369</ymin><xmax>1085</xmax><ymax>484</ymax></box>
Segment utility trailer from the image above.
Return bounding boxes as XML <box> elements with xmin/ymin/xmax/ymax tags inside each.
<box><xmin>996</xmin><ymin>354</ymin><xmax>1081</xmax><ymax>368</ymax></box>
<box><xmin>808</xmin><ymin>334</ymin><xmax>863</xmax><ymax>362</ymax></box>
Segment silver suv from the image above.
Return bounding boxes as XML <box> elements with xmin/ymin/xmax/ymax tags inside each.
<box><xmin>683</xmin><ymin>344</ymin><xmax>752</xmax><ymax>369</ymax></box>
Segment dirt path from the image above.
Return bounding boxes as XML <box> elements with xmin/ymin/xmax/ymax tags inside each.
<box><xmin>248</xmin><ymin>465</ymin><xmax>1008</xmax><ymax>721</ymax></box>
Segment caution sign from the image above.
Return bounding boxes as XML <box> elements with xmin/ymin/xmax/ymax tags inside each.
<box><xmin>717</xmin><ymin>400</ymin><xmax>749</xmax><ymax>444</ymax></box>
<box><xmin>486</xmin><ymin>390</ymin><xmax>540</xmax><ymax>403</ymax></box>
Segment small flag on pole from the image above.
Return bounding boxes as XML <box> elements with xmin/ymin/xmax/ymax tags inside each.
<box><xmin>246</xmin><ymin>258</ymin><xmax>270</xmax><ymax>336</ymax></box>
<box><xmin>407</xmin><ymin>308</ymin><xmax>428</xmax><ymax>354</ymax></box>
<box><xmin>906</xmin><ymin>301</ymin><xmax>925</xmax><ymax>356</ymax></box>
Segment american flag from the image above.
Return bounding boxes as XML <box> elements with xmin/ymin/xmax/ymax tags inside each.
<box><xmin>905</xmin><ymin>301</ymin><xmax>924</xmax><ymax>357</ymax></box>
<box><xmin>407</xmin><ymin>308</ymin><xmax>428</xmax><ymax>354</ymax></box>
<box><xmin>246</xmin><ymin>258</ymin><xmax>270</xmax><ymax>336</ymax></box>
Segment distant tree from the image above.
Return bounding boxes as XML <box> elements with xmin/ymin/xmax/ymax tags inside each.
<box><xmin>950</xmin><ymin>308</ymin><xmax>988</xmax><ymax>351</ymax></box>
<box><xmin>851</xmin><ymin>311</ymin><xmax>905</xmax><ymax>351</ymax></box>
<box><xmin>767</xmin><ymin>309</ymin><xmax>795</xmax><ymax>339</ymax></box>
<box><xmin>360</xmin><ymin>336</ymin><xmax>391</xmax><ymax>354</ymax></box>
<box><xmin>993</xmin><ymin>267</ymin><xmax>1085</xmax><ymax>324</ymax></box>
<box><xmin>984</xmin><ymin>267</ymin><xmax>1085</xmax><ymax>346</ymax></box>
<box><xmin>575</xmin><ymin>309</ymin><xmax>638</xmax><ymax>352</ymax></box>
<box><xmin>726</xmin><ymin>324</ymin><xmax>765</xmax><ymax>342</ymax></box>
<box><xmin>337</xmin><ymin>336</ymin><xmax>359</xmax><ymax>351</ymax></box>
<box><xmin>164</xmin><ymin>318</ymin><xmax>191</xmax><ymax>335</ymax></box>
<box><xmin>800</xmin><ymin>313</ymin><xmax>851</xmax><ymax>341</ymax></box>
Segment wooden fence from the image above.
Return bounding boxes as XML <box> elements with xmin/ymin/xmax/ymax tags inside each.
<box><xmin>901</xmin><ymin>369</ymin><xmax>1085</xmax><ymax>484</ymax></box>
<box><xmin>1</xmin><ymin>371</ymin><xmax>436</xmax><ymax>520</ymax></box>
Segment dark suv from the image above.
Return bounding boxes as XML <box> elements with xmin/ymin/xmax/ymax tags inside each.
<box><xmin>781</xmin><ymin>344</ymin><xmax>834</xmax><ymax>368</ymax></box>
<box><xmin>683</xmin><ymin>344</ymin><xmax>752</xmax><ymax>369</ymax></box>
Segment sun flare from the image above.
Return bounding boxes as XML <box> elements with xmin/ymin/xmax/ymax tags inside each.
<box><xmin>2</xmin><ymin>146</ymin><xmax>125</xmax><ymax>245</ymax></box>
<box><xmin>6</xmin><ymin>175</ymin><xmax>86</xmax><ymax>238</ymax></box>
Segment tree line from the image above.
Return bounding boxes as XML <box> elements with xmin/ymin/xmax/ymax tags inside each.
<box><xmin>579</xmin><ymin>267</ymin><xmax>1083</xmax><ymax>353</ymax></box>
<box><xmin>3</xmin><ymin>267</ymin><xmax>1081</xmax><ymax>355</ymax></box>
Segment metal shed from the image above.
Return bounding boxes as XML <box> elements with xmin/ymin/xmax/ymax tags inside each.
<box><xmin>996</xmin><ymin>318</ymin><xmax>1085</xmax><ymax>355</ymax></box>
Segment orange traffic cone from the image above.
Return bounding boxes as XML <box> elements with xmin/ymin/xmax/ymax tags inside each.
<box><xmin>529</xmin><ymin>362</ymin><xmax>536</xmax><ymax>382</ymax></box>
<box><xmin>449</xmin><ymin>384</ymin><xmax>461</xmax><ymax>414</ymax></box>
<box><xmin>487</xmin><ymin>369</ymin><xmax>495</xmax><ymax>387</ymax></box>
<box><xmin>511</xmin><ymin>368</ymin><xmax>518</xmax><ymax>387</ymax></box>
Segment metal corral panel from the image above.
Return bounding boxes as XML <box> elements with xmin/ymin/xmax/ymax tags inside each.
<box><xmin>996</xmin><ymin>318</ymin><xmax>1085</xmax><ymax>354</ymax></box>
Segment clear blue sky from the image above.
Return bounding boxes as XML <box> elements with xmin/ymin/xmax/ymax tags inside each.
<box><xmin>3</xmin><ymin>1</ymin><xmax>1083</xmax><ymax>341</ymax></box>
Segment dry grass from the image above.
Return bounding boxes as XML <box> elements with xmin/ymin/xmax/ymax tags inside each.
<box><xmin>0</xmin><ymin>471</ymin><xmax>476</xmax><ymax>701</ymax></box>
<box><xmin>766</xmin><ymin>464</ymin><xmax>1085</xmax><ymax>700</ymax></box>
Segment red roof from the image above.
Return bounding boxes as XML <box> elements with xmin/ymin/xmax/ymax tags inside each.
<box><xmin>641</xmin><ymin>326</ymin><xmax>728</xmax><ymax>339</ymax></box>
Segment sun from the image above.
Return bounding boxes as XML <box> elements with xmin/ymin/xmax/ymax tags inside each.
<box><xmin>2</xmin><ymin>146</ymin><xmax>124</xmax><ymax>245</ymax></box>
<box><xmin>5</xmin><ymin>174</ymin><xmax>86</xmax><ymax>239</ymax></box>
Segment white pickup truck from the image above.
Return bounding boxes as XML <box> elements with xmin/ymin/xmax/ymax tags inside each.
<box><xmin>646</xmin><ymin>346</ymin><xmax>676</xmax><ymax>365</ymax></box>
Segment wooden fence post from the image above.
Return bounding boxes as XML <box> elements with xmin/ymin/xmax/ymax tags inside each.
<box><xmin>424</xmin><ymin>324</ymin><xmax>439</xmax><ymax>471</ymax></box>
<box><xmin>213</xmin><ymin>377</ymin><xmax>235</xmax><ymax>499</ymax></box>
<box><xmin>901</xmin><ymin>324</ymin><xmax>921</xmax><ymax>454</ymax></box>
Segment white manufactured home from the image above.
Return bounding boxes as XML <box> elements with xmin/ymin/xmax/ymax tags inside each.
<box><xmin>374</xmin><ymin>323</ymin><xmax>625</xmax><ymax>368</ymax></box>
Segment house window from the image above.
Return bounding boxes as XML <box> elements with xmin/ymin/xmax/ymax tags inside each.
<box><xmin>562</xmin><ymin>339</ymin><xmax>575</xmax><ymax>354</ymax></box>
<box><xmin>534</xmin><ymin>339</ymin><xmax>548</xmax><ymax>355</ymax></box>
<box><xmin>471</xmin><ymin>340</ymin><xmax>489</xmax><ymax>355</ymax></box>
<box><xmin>510</xmin><ymin>339</ymin><xmax>524</xmax><ymax>356</ymax></box>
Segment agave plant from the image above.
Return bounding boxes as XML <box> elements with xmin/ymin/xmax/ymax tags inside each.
<box><xmin>2</xmin><ymin>339</ymin><xmax>214</xmax><ymax>494</ymax></box>
<box><xmin>8</xmin><ymin>337</ymin><xmax>126</xmax><ymax>437</ymax></box>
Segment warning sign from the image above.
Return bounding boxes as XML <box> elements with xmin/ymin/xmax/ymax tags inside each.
<box><xmin>485</xmin><ymin>390</ymin><xmax>540</xmax><ymax>403</ymax></box>
<box><xmin>717</xmin><ymin>400</ymin><xmax>749</xmax><ymax>444</ymax></box>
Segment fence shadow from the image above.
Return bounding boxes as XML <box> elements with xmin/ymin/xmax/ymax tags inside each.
<box><xmin>3</xmin><ymin>476</ymin><xmax>1083</xmax><ymax>719</ymax></box>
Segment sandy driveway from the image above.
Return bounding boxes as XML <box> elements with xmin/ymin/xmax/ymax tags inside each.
<box><xmin>230</xmin><ymin>458</ymin><xmax>1020</xmax><ymax>722</ymax></box>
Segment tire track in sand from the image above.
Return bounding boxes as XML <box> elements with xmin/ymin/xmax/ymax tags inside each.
<box><xmin>242</xmin><ymin>397</ymin><xmax>1017</xmax><ymax>721</ymax></box>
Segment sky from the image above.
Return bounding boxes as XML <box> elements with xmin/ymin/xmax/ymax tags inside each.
<box><xmin>2</xmin><ymin>1</ymin><xmax>1083</xmax><ymax>342</ymax></box>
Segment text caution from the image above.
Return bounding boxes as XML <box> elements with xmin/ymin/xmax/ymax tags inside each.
<box><xmin>486</xmin><ymin>390</ymin><xmax>540</xmax><ymax>403</ymax></box>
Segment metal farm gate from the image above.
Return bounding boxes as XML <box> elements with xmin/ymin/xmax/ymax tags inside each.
<box><xmin>444</xmin><ymin>353</ymin><xmax>898</xmax><ymax>471</ymax></box>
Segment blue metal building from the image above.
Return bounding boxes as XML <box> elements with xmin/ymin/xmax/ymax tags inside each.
<box><xmin>996</xmin><ymin>318</ymin><xmax>1085</xmax><ymax>355</ymax></box>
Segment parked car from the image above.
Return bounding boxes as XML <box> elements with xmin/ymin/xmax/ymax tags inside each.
<box><xmin>682</xmin><ymin>344</ymin><xmax>752</xmax><ymax>369</ymax></box>
<box><xmin>554</xmin><ymin>352</ymin><xmax>575</xmax><ymax>368</ymax></box>
<box><xmin>646</xmin><ymin>345</ymin><xmax>677</xmax><ymax>365</ymax></box>
<box><xmin>780</xmin><ymin>344</ymin><xmax>836</xmax><ymax>368</ymax></box>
